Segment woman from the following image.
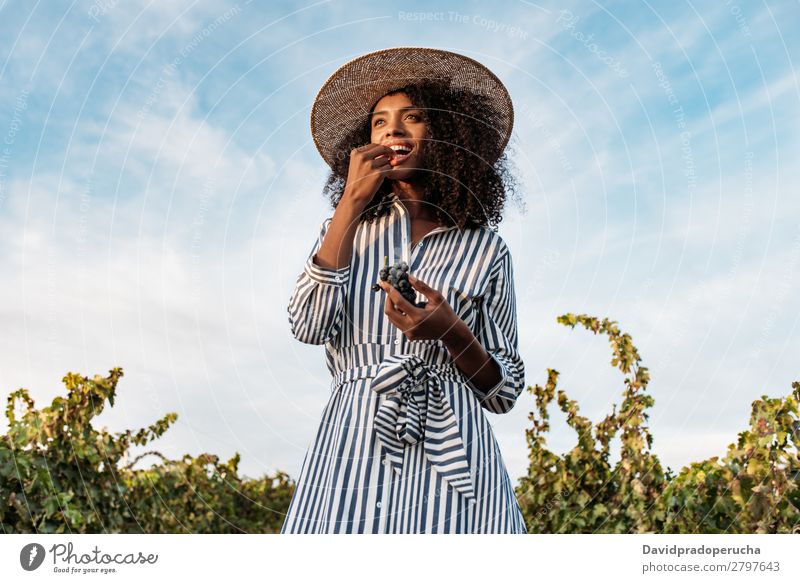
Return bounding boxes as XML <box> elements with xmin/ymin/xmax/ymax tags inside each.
<box><xmin>282</xmin><ymin>47</ymin><xmax>526</xmax><ymax>533</ymax></box>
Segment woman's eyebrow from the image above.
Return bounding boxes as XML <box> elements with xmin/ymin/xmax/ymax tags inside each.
<box><xmin>371</xmin><ymin>106</ymin><xmax>422</xmax><ymax>116</ymax></box>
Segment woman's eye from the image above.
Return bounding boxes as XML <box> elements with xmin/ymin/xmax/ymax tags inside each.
<box><xmin>373</xmin><ymin>114</ymin><xmax>420</xmax><ymax>126</ymax></box>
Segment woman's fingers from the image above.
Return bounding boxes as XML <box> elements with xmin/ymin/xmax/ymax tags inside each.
<box><xmin>408</xmin><ymin>275</ymin><xmax>443</xmax><ymax>302</ymax></box>
<box><xmin>353</xmin><ymin>144</ymin><xmax>393</xmax><ymax>170</ymax></box>
<box><xmin>383</xmin><ymin>291</ymin><xmax>407</xmax><ymax>326</ymax></box>
<box><xmin>380</xmin><ymin>281</ymin><xmax>413</xmax><ymax>317</ymax></box>
<box><xmin>356</xmin><ymin>142</ymin><xmax>383</xmax><ymax>152</ymax></box>
<box><xmin>360</xmin><ymin>143</ymin><xmax>395</xmax><ymax>159</ymax></box>
<box><xmin>407</xmin><ymin>274</ymin><xmax>426</xmax><ymax>289</ymax></box>
<box><xmin>372</xmin><ymin>156</ymin><xmax>391</xmax><ymax>170</ymax></box>
<box><xmin>366</xmin><ymin>145</ymin><xmax>394</xmax><ymax>165</ymax></box>
<box><xmin>386</xmin><ymin>296</ymin><xmax>405</xmax><ymax>319</ymax></box>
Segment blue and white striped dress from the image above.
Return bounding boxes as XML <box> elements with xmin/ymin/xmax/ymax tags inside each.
<box><xmin>281</xmin><ymin>192</ymin><xmax>527</xmax><ymax>534</ymax></box>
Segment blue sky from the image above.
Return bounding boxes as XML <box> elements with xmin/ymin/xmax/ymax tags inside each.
<box><xmin>1</xmin><ymin>0</ymin><xmax>798</xmax><ymax>484</ymax></box>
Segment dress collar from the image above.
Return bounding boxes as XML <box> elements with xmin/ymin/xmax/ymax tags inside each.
<box><xmin>388</xmin><ymin>192</ymin><xmax>464</xmax><ymax>234</ymax></box>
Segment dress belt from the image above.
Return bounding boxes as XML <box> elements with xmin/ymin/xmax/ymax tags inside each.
<box><xmin>332</xmin><ymin>353</ymin><xmax>476</xmax><ymax>502</ymax></box>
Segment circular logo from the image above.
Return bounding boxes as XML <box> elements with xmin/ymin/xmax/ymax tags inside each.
<box><xmin>20</xmin><ymin>543</ymin><xmax>46</xmax><ymax>571</ymax></box>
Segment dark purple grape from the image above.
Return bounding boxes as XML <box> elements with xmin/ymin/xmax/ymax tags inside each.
<box><xmin>373</xmin><ymin>259</ymin><xmax>423</xmax><ymax>306</ymax></box>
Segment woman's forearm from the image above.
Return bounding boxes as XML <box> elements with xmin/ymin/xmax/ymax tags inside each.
<box><xmin>312</xmin><ymin>198</ymin><xmax>364</xmax><ymax>269</ymax></box>
<box><xmin>441</xmin><ymin>318</ymin><xmax>503</xmax><ymax>392</ymax></box>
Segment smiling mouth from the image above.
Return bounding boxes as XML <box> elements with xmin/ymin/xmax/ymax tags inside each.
<box><xmin>387</xmin><ymin>145</ymin><xmax>413</xmax><ymax>165</ymax></box>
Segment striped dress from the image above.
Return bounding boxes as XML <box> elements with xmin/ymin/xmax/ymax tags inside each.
<box><xmin>281</xmin><ymin>192</ymin><xmax>527</xmax><ymax>534</ymax></box>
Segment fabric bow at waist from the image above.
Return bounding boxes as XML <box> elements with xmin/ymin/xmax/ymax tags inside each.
<box><xmin>369</xmin><ymin>353</ymin><xmax>476</xmax><ymax>501</ymax></box>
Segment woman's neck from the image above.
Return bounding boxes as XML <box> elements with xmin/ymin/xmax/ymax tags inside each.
<box><xmin>391</xmin><ymin>180</ymin><xmax>437</xmax><ymax>222</ymax></box>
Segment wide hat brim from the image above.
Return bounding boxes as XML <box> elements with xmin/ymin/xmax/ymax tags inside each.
<box><xmin>310</xmin><ymin>47</ymin><xmax>514</xmax><ymax>169</ymax></box>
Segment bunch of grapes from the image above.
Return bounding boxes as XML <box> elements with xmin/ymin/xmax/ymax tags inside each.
<box><xmin>371</xmin><ymin>256</ymin><xmax>427</xmax><ymax>309</ymax></box>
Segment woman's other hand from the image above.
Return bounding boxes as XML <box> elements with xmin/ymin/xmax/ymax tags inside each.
<box><xmin>379</xmin><ymin>275</ymin><xmax>461</xmax><ymax>342</ymax></box>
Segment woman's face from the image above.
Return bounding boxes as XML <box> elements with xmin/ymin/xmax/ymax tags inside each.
<box><xmin>369</xmin><ymin>91</ymin><xmax>428</xmax><ymax>181</ymax></box>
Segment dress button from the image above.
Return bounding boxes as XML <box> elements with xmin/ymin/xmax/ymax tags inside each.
<box><xmin>382</xmin><ymin>458</ymin><xmax>388</xmax><ymax>465</ymax></box>
<box><xmin>394</xmin><ymin>339</ymin><xmax>400</xmax><ymax>345</ymax></box>
<box><xmin>418</xmin><ymin>242</ymin><xmax>423</xmax><ymax>247</ymax></box>
<box><xmin>335</xmin><ymin>276</ymin><xmax>342</xmax><ymax>282</ymax></box>
<box><xmin>376</xmin><ymin>501</ymin><xmax>382</xmax><ymax>508</ymax></box>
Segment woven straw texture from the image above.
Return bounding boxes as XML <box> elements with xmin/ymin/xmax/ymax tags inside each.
<box><xmin>311</xmin><ymin>47</ymin><xmax>514</xmax><ymax>168</ymax></box>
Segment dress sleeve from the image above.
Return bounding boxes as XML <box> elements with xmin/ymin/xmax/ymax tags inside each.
<box><xmin>286</xmin><ymin>217</ymin><xmax>351</xmax><ymax>345</ymax></box>
<box><xmin>464</xmin><ymin>243</ymin><xmax>526</xmax><ymax>414</ymax></box>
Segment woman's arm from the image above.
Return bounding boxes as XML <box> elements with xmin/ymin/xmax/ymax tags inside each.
<box><xmin>314</xmin><ymin>143</ymin><xmax>396</xmax><ymax>268</ymax></box>
<box><xmin>442</xmin><ymin>320</ymin><xmax>504</xmax><ymax>393</ymax></box>
<box><xmin>381</xmin><ymin>268</ymin><xmax>524</xmax><ymax>412</ymax></box>
<box><xmin>287</xmin><ymin>217</ymin><xmax>351</xmax><ymax>345</ymax></box>
<box><xmin>312</xmin><ymin>197</ymin><xmax>363</xmax><ymax>269</ymax></box>
<box><xmin>288</xmin><ymin>144</ymin><xmax>394</xmax><ymax>344</ymax></box>
<box><xmin>381</xmin><ymin>242</ymin><xmax>525</xmax><ymax>413</ymax></box>
<box><xmin>459</xmin><ymin>246</ymin><xmax>525</xmax><ymax>414</ymax></box>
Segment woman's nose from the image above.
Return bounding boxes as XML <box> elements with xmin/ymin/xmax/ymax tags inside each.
<box><xmin>383</xmin><ymin>117</ymin><xmax>407</xmax><ymax>137</ymax></box>
<box><xmin>385</xmin><ymin>126</ymin><xmax>406</xmax><ymax>138</ymax></box>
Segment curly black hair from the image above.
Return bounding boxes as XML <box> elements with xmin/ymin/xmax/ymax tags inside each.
<box><xmin>321</xmin><ymin>79</ymin><xmax>521</xmax><ymax>230</ymax></box>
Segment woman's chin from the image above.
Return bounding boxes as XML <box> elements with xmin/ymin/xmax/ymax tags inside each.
<box><xmin>386</xmin><ymin>166</ymin><xmax>424</xmax><ymax>181</ymax></box>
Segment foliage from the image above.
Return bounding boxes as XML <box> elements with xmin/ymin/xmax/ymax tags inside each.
<box><xmin>3</xmin><ymin>313</ymin><xmax>798</xmax><ymax>534</ymax></box>
<box><xmin>516</xmin><ymin>313</ymin><xmax>800</xmax><ymax>534</ymax></box>
<box><xmin>0</xmin><ymin>368</ymin><xmax>294</xmax><ymax>533</ymax></box>
<box><xmin>661</xmin><ymin>385</ymin><xmax>800</xmax><ymax>533</ymax></box>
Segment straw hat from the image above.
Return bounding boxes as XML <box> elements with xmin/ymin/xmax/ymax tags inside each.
<box><xmin>310</xmin><ymin>47</ymin><xmax>514</xmax><ymax>169</ymax></box>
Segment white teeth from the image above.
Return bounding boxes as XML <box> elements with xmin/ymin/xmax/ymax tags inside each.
<box><xmin>389</xmin><ymin>145</ymin><xmax>411</xmax><ymax>154</ymax></box>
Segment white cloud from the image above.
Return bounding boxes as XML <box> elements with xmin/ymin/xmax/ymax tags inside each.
<box><xmin>2</xmin><ymin>0</ymin><xmax>798</xmax><ymax>487</ymax></box>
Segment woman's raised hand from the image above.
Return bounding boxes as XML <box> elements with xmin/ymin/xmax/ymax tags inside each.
<box><xmin>342</xmin><ymin>143</ymin><xmax>395</xmax><ymax>207</ymax></box>
<box><xmin>313</xmin><ymin>143</ymin><xmax>393</xmax><ymax>270</ymax></box>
